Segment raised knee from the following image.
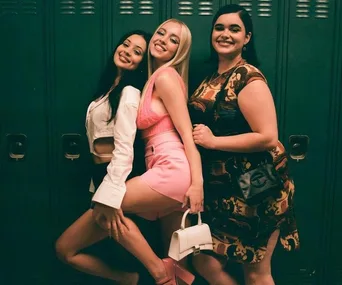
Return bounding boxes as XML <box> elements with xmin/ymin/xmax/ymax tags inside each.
<box><xmin>55</xmin><ymin>239</ymin><xmax>73</xmax><ymax>264</ymax></box>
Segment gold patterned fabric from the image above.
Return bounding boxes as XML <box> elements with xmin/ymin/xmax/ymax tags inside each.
<box><xmin>188</xmin><ymin>62</ymin><xmax>300</xmax><ymax>264</ymax></box>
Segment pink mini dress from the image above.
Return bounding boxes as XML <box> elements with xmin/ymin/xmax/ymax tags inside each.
<box><xmin>136</xmin><ymin>67</ymin><xmax>191</xmax><ymax>220</ymax></box>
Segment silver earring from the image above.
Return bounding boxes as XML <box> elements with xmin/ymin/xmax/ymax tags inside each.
<box><xmin>243</xmin><ymin>45</ymin><xmax>247</xmax><ymax>51</ymax></box>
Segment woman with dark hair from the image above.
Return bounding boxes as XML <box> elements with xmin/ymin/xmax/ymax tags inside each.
<box><xmin>188</xmin><ymin>4</ymin><xmax>299</xmax><ymax>285</ymax></box>
<box><xmin>55</xmin><ymin>30</ymin><xmax>151</xmax><ymax>285</ymax></box>
<box><xmin>87</xmin><ymin>29</ymin><xmax>150</xmax><ymax>195</ymax></box>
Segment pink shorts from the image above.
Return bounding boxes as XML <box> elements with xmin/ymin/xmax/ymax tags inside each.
<box><xmin>138</xmin><ymin>131</ymin><xmax>191</xmax><ymax>220</ymax></box>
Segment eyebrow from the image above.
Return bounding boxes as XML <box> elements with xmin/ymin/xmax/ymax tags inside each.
<box><xmin>214</xmin><ymin>23</ymin><xmax>242</xmax><ymax>29</ymax></box>
<box><xmin>125</xmin><ymin>38</ymin><xmax>143</xmax><ymax>51</ymax></box>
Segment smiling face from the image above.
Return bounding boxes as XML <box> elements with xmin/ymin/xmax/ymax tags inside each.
<box><xmin>113</xmin><ymin>34</ymin><xmax>147</xmax><ymax>72</ymax></box>
<box><xmin>149</xmin><ymin>21</ymin><xmax>182</xmax><ymax>64</ymax></box>
<box><xmin>211</xmin><ymin>12</ymin><xmax>251</xmax><ymax>59</ymax></box>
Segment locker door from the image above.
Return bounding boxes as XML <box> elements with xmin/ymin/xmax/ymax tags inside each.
<box><xmin>330</xmin><ymin>86</ymin><xmax>342</xmax><ymax>284</ymax></box>
<box><xmin>0</xmin><ymin>1</ymin><xmax>51</xmax><ymax>284</ymax></box>
<box><xmin>276</xmin><ymin>0</ymin><xmax>337</xmax><ymax>284</ymax></box>
<box><xmin>331</xmin><ymin>96</ymin><xmax>342</xmax><ymax>284</ymax></box>
<box><xmin>169</xmin><ymin>0</ymin><xmax>222</xmax><ymax>93</ymax></box>
<box><xmin>112</xmin><ymin>0</ymin><xmax>163</xmax><ymax>43</ymax></box>
<box><xmin>50</xmin><ymin>1</ymin><xmax>106</xmax><ymax>284</ymax></box>
<box><xmin>50</xmin><ymin>0</ymin><xmax>104</xmax><ymax>228</ymax></box>
<box><xmin>328</xmin><ymin>1</ymin><xmax>342</xmax><ymax>284</ymax></box>
<box><xmin>233</xmin><ymin>0</ymin><xmax>281</xmax><ymax>91</ymax></box>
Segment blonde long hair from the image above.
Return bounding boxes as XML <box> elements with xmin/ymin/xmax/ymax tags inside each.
<box><xmin>146</xmin><ymin>18</ymin><xmax>192</xmax><ymax>89</ymax></box>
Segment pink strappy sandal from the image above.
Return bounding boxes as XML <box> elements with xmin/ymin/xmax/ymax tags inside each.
<box><xmin>156</xmin><ymin>258</ymin><xmax>195</xmax><ymax>285</ymax></box>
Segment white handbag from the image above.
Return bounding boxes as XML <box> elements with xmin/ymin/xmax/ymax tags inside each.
<box><xmin>168</xmin><ymin>209</ymin><xmax>213</xmax><ymax>261</ymax></box>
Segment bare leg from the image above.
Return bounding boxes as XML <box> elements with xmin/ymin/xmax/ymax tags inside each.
<box><xmin>55</xmin><ymin>209</ymin><xmax>139</xmax><ymax>284</ymax></box>
<box><xmin>243</xmin><ymin>230</ymin><xmax>280</xmax><ymax>285</ymax></box>
<box><xmin>192</xmin><ymin>254</ymin><xmax>238</xmax><ymax>285</ymax></box>
<box><xmin>159</xmin><ymin>211</ymin><xmax>188</xmax><ymax>258</ymax></box>
<box><xmin>160</xmin><ymin>212</ymin><xmax>192</xmax><ymax>285</ymax></box>
<box><xmin>116</xmin><ymin>176</ymin><xmax>193</xmax><ymax>283</ymax></box>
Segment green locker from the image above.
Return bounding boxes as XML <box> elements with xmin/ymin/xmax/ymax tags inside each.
<box><xmin>112</xmin><ymin>0</ymin><xmax>163</xmax><ymax>42</ymax></box>
<box><xmin>327</xmin><ymin>1</ymin><xmax>342</xmax><ymax>284</ymax></box>
<box><xmin>233</xmin><ymin>0</ymin><xmax>280</xmax><ymax>91</ymax></box>
<box><xmin>1</xmin><ymin>0</ymin><xmax>342</xmax><ymax>284</ymax></box>
<box><xmin>169</xmin><ymin>0</ymin><xmax>222</xmax><ymax>92</ymax></box>
<box><xmin>50</xmin><ymin>0</ymin><xmax>104</xmax><ymax>228</ymax></box>
<box><xmin>0</xmin><ymin>0</ymin><xmax>51</xmax><ymax>284</ymax></box>
<box><xmin>281</xmin><ymin>0</ymin><xmax>336</xmax><ymax>284</ymax></box>
<box><xmin>49</xmin><ymin>1</ymin><xmax>105</xmax><ymax>284</ymax></box>
<box><xmin>331</xmin><ymin>89</ymin><xmax>342</xmax><ymax>284</ymax></box>
<box><xmin>169</xmin><ymin>1</ymin><xmax>221</xmax><ymax>61</ymax></box>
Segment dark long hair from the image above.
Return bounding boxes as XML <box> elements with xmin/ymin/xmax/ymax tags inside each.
<box><xmin>93</xmin><ymin>30</ymin><xmax>151</xmax><ymax>122</ymax></box>
<box><xmin>208</xmin><ymin>4</ymin><xmax>260</xmax><ymax>73</ymax></box>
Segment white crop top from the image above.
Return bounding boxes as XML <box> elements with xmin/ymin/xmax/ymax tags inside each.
<box><xmin>86</xmin><ymin>86</ymin><xmax>141</xmax><ymax>209</ymax></box>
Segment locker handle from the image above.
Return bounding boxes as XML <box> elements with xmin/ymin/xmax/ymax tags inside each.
<box><xmin>7</xmin><ymin>133</ymin><xmax>27</xmax><ymax>161</ymax></box>
<box><xmin>289</xmin><ymin>135</ymin><xmax>309</xmax><ymax>161</ymax></box>
<box><xmin>62</xmin><ymin>134</ymin><xmax>81</xmax><ymax>160</ymax></box>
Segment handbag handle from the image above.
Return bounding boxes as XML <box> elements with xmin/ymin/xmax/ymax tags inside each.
<box><xmin>180</xmin><ymin>209</ymin><xmax>202</xmax><ymax>230</ymax></box>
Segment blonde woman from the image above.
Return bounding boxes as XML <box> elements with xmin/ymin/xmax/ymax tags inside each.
<box><xmin>91</xmin><ymin>19</ymin><xmax>203</xmax><ymax>285</ymax></box>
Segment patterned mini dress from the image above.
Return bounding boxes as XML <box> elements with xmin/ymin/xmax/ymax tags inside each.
<box><xmin>188</xmin><ymin>61</ymin><xmax>300</xmax><ymax>264</ymax></box>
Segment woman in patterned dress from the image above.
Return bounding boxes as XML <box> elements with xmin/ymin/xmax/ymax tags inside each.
<box><xmin>188</xmin><ymin>4</ymin><xmax>299</xmax><ymax>285</ymax></box>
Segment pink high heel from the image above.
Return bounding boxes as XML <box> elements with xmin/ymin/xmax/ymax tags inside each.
<box><xmin>156</xmin><ymin>258</ymin><xmax>195</xmax><ymax>285</ymax></box>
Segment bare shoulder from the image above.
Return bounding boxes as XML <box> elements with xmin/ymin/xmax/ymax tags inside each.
<box><xmin>154</xmin><ymin>67</ymin><xmax>181</xmax><ymax>89</ymax></box>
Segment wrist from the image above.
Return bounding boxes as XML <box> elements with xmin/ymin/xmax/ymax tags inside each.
<box><xmin>210</xmin><ymin>136</ymin><xmax>218</xmax><ymax>150</ymax></box>
<box><xmin>191</xmin><ymin>179</ymin><xmax>203</xmax><ymax>187</ymax></box>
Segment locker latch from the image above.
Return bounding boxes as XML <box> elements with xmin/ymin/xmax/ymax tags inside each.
<box><xmin>7</xmin><ymin>133</ymin><xmax>27</xmax><ymax>161</ymax></box>
<box><xmin>289</xmin><ymin>135</ymin><xmax>309</xmax><ymax>161</ymax></box>
<box><xmin>62</xmin><ymin>134</ymin><xmax>81</xmax><ymax>160</ymax></box>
